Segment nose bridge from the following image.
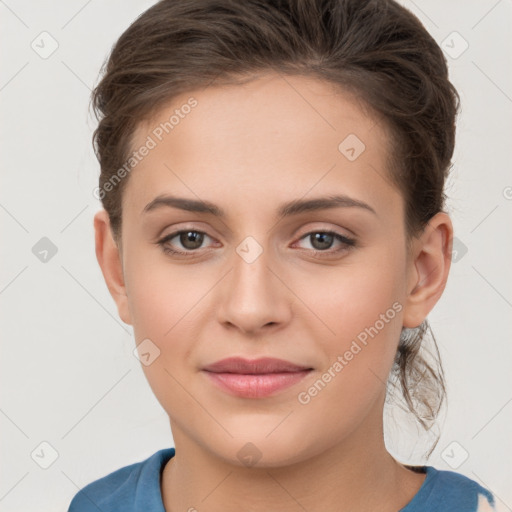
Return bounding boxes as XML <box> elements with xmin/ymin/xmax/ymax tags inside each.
<box><xmin>216</xmin><ymin>234</ymin><xmax>289</xmax><ymax>332</ymax></box>
<box><xmin>231</xmin><ymin>235</ymin><xmax>276</xmax><ymax>305</ymax></box>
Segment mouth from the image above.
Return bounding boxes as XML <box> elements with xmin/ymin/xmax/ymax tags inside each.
<box><xmin>201</xmin><ymin>357</ymin><xmax>313</xmax><ymax>398</ymax></box>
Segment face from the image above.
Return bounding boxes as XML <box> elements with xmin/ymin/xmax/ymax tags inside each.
<box><xmin>97</xmin><ymin>72</ymin><xmax>448</xmax><ymax>468</ymax></box>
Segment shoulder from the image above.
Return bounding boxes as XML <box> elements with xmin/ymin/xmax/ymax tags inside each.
<box><xmin>402</xmin><ymin>466</ymin><xmax>497</xmax><ymax>512</ymax></box>
<box><xmin>67</xmin><ymin>447</ymin><xmax>175</xmax><ymax>512</ymax></box>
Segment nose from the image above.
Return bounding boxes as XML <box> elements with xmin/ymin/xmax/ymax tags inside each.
<box><xmin>215</xmin><ymin>241</ymin><xmax>292</xmax><ymax>336</ymax></box>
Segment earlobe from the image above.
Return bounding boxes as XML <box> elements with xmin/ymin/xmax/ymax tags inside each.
<box><xmin>94</xmin><ymin>210</ymin><xmax>133</xmax><ymax>325</ymax></box>
<box><xmin>402</xmin><ymin>212</ymin><xmax>453</xmax><ymax>329</ymax></box>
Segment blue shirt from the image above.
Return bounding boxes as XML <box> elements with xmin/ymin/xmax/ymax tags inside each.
<box><xmin>68</xmin><ymin>448</ymin><xmax>496</xmax><ymax>511</ymax></box>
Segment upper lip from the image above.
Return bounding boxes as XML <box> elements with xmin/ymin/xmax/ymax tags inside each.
<box><xmin>202</xmin><ymin>357</ymin><xmax>312</xmax><ymax>374</ymax></box>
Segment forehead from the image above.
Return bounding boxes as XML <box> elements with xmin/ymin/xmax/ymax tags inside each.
<box><xmin>124</xmin><ymin>73</ymin><xmax>399</xmax><ymax>221</ymax></box>
<box><xmin>134</xmin><ymin>72</ymin><xmax>388</xmax><ymax>148</ymax></box>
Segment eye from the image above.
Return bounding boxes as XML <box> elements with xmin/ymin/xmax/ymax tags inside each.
<box><xmin>157</xmin><ymin>230</ymin><xmax>215</xmax><ymax>256</ymax></box>
<box><xmin>157</xmin><ymin>229</ymin><xmax>356</xmax><ymax>258</ymax></box>
<box><xmin>294</xmin><ymin>231</ymin><xmax>356</xmax><ymax>257</ymax></box>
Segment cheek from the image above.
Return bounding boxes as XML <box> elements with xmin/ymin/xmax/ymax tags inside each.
<box><xmin>124</xmin><ymin>243</ymin><xmax>199</xmax><ymax>337</ymax></box>
<box><xmin>123</xmin><ymin>247</ymin><xmax>212</xmax><ymax>376</ymax></box>
<box><xmin>298</xmin><ymin>248</ymin><xmax>405</xmax><ymax>401</ymax></box>
<box><xmin>291</xmin><ymin>300</ymin><xmax>403</xmax><ymax>444</ymax></box>
<box><xmin>303</xmin><ymin>243</ymin><xmax>405</xmax><ymax>339</ymax></box>
<box><xmin>125</xmin><ymin>259</ymin><xmax>201</xmax><ymax>415</ymax></box>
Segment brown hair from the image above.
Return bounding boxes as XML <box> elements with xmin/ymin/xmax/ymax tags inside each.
<box><xmin>90</xmin><ymin>0</ymin><xmax>459</xmax><ymax>455</ymax></box>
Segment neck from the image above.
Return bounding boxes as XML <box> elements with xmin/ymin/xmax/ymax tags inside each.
<box><xmin>161</xmin><ymin>405</ymin><xmax>425</xmax><ymax>512</ymax></box>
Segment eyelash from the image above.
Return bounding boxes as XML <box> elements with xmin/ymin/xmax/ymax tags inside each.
<box><xmin>156</xmin><ymin>229</ymin><xmax>356</xmax><ymax>259</ymax></box>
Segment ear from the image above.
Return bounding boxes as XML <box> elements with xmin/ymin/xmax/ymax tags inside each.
<box><xmin>94</xmin><ymin>210</ymin><xmax>132</xmax><ymax>325</ymax></box>
<box><xmin>402</xmin><ymin>212</ymin><xmax>453</xmax><ymax>329</ymax></box>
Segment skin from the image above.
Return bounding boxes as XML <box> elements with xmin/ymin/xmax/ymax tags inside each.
<box><xmin>94</xmin><ymin>72</ymin><xmax>453</xmax><ymax>512</ymax></box>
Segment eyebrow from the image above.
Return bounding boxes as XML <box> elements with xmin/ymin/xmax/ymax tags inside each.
<box><xmin>142</xmin><ymin>193</ymin><xmax>377</xmax><ymax>218</ymax></box>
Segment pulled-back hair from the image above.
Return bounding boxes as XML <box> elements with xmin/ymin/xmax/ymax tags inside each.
<box><xmin>90</xmin><ymin>0</ymin><xmax>460</xmax><ymax>456</ymax></box>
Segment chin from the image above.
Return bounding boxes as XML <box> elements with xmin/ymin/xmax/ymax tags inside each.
<box><xmin>204</xmin><ymin>427</ymin><xmax>321</xmax><ymax>470</ymax></box>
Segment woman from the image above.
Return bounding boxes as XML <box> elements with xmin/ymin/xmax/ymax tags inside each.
<box><xmin>69</xmin><ymin>0</ymin><xmax>497</xmax><ymax>510</ymax></box>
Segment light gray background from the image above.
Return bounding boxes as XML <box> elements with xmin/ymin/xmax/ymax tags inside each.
<box><xmin>1</xmin><ymin>1</ymin><xmax>511</xmax><ymax>510</ymax></box>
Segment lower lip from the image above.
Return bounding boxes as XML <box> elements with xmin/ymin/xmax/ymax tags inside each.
<box><xmin>202</xmin><ymin>370</ymin><xmax>312</xmax><ymax>398</ymax></box>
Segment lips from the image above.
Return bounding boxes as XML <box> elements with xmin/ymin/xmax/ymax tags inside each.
<box><xmin>202</xmin><ymin>357</ymin><xmax>312</xmax><ymax>374</ymax></box>
<box><xmin>201</xmin><ymin>357</ymin><xmax>313</xmax><ymax>398</ymax></box>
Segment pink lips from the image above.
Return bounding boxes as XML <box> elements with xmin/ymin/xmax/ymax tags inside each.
<box><xmin>202</xmin><ymin>357</ymin><xmax>313</xmax><ymax>398</ymax></box>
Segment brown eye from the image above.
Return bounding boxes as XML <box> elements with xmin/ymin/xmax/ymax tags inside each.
<box><xmin>309</xmin><ymin>232</ymin><xmax>335</xmax><ymax>250</ymax></box>
<box><xmin>296</xmin><ymin>231</ymin><xmax>356</xmax><ymax>254</ymax></box>
<box><xmin>158</xmin><ymin>230</ymin><xmax>214</xmax><ymax>256</ymax></box>
<box><xmin>178</xmin><ymin>231</ymin><xmax>204</xmax><ymax>250</ymax></box>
